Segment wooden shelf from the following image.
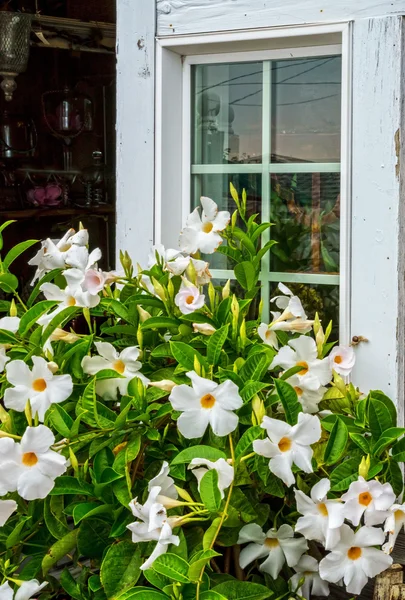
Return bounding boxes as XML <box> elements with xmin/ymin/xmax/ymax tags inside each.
<box><xmin>0</xmin><ymin>206</ymin><xmax>115</xmax><ymax>220</ymax></box>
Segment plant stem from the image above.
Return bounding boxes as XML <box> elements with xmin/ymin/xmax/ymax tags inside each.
<box><xmin>14</xmin><ymin>292</ymin><xmax>27</xmax><ymax>312</ymax></box>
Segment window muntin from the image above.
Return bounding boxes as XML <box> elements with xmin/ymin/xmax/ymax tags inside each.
<box><xmin>190</xmin><ymin>55</ymin><xmax>342</xmax><ymax>325</ymax></box>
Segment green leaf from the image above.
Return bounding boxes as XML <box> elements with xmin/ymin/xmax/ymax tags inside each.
<box><xmin>44</xmin><ymin>496</ymin><xmax>69</xmax><ymax>540</ymax></box>
<box><xmin>188</xmin><ymin>549</ymin><xmax>221</xmax><ymax>582</ymax></box>
<box><xmin>18</xmin><ymin>300</ymin><xmax>56</xmax><ymax>336</ymax></box>
<box><xmin>240</xmin><ymin>381</ymin><xmax>268</xmax><ymax>403</ymax></box>
<box><xmin>330</xmin><ymin>457</ymin><xmax>361</xmax><ymax>491</ymax></box>
<box><xmin>368</xmin><ymin>398</ymin><xmax>394</xmax><ymax>440</ymax></box>
<box><xmin>0</xmin><ymin>273</ymin><xmax>18</xmax><ymax>293</ymax></box>
<box><xmin>234</xmin><ymin>261</ymin><xmax>257</xmax><ymax>291</ymax></box>
<box><xmin>350</xmin><ymin>433</ymin><xmax>370</xmax><ymax>454</ymax></box>
<box><xmin>207</xmin><ymin>324</ymin><xmax>229</xmax><ymax>366</ymax></box>
<box><xmin>152</xmin><ymin>553</ymin><xmax>190</xmax><ymax>584</ymax></box>
<box><xmin>171</xmin><ymin>446</ymin><xmax>227</xmax><ymax>465</ymax></box>
<box><xmin>48</xmin><ymin>404</ymin><xmax>73</xmax><ymax>438</ymax></box>
<box><xmin>200</xmin><ymin>469</ymin><xmax>222</xmax><ymax>512</ymax></box>
<box><xmin>100</xmin><ymin>541</ymin><xmax>142</xmax><ymax>599</ymax></box>
<box><xmin>373</xmin><ymin>427</ymin><xmax>405</xmax><ymax>457</ymax></box>
<box><xmin>391</xmin><ymin>437</ymin><xmax>405</xmax><ymax>462</ymax></box>
<box><xmin>170</xmin><ymin>341</ymin><xmax>207</xmax><ymax>371</ymax></box>
<box><xmin>73</xmin><ymin>503</ymin><xmax>112</xmax><ymax>525</ymax></box>
<box><xmin>324</xmin><ymin>417</ymin><xmax>348</xmax><ymax>465</ymax></box>
<box><xmin>274</xmin><ymin>379</ymin><xmax>302</xmax><ymax>425</ymax></box>
<box><xmin>240</xmin><ymin>353</ymin><xmax>270</xmax><ymax>383</ymax></box>
<box><xmin>151</xmin><ymin>343</ymin><xmax>173</xmax><ymax>358</ymax></box>
<box><xmin>216</xmin><ymin>297</ymin><xmax>231</xmax><ymax>325</ymax></box>
<box><xmin>143</xmin><ymin>569</ymin><xmax>172</xmax><ymax>591</ymax></box>
<box><xmin>42</xmin><ymin>528</ymin><xmax>79</xmax><ymax>575</ymax></box>
<box><xmin>27</xmin><ymin>268</ymin><xmax>62</xmax><ymax>307</ymax></box>
<box><xmin>0</xmin><ymin>221</ymin><xmax>16</xmax><ymax>251</ymax></box>
<box><xmin>141</xmin><ymin>316</ymin><xmax>180</xmax><ymax>330</ymax></box>
<box><xmin>213</xmin><ymin>581</ymin><xmax>272</xmax><ymax>599</ymax></box>
<box><xmin>50</xmin><ymin>476</ymin><xmax>93</xmax><ymax>496</ymax></box>
<box><xmin>235</xmin><ymin>426</ymin><xmax>262</xmax><ymax>458</ymax></box>
<box><xmin>77</xmin><ymin>519</ymin><xmax>111</xmax><ymax>558</ymax></box>
<box><xmin>3</xmin><ymin>239</ymin><xmax>38</xmax><ymax>269</ymax></box>
<box><xmin>200</xmin><ymin>593</ymin><xmax>227</xmax><ymax>600</ymax></box>
<box><xmin>41</xmin><ymin>306</ymin><xmax>79</xmax><ymax>345</ymax></box>
<box><xmin>203</xmin><ymin>517</ymin><xmax>221</xmax><ymax>550</ymax></box>
<box><xmin>119</xmin><ymin>590</ymin><xmax>169</xmax><ymax>600</ymax></box>
<box><xmin>369</xmin><ymin>390</ymin><xmax>397</xmax><ymax>425</ymax></box>
<box><xmin>6</xmin><ymin>516</ymin><xmax>31</xmax><ymax>548</ymax></box>
<box><xmin>60</xmin><ymin>569</ymin><xmax>82</xmax><ymax>600</ymax></box>
<box><xmin>386</xmin><ymin>460</ymin><xmax>404</xmax><ymax>496</ymax></box>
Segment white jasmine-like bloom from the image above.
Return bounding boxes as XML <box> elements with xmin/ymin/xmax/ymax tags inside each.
<box><xmin>148</xmin><ymin>244</ymin><xmax>182</xmax><ymax>268</ymax></box>
<box><xmin>0</xmin><ymin>499</ymin><xmax>17</xmax><ymax>526</ymax></box>
<box><xmin>4</xmin><ymin>357</ymin><xmax>73</xmax><ymax>422</ymax></box>
<box><xmin>82</xmin><ymin>342</ymin><xmax>149</xmax><ymax>400</ymax></box>
<box><xmin>149</xmin><ymin>461</ymin><xmax>178</xmax><ymax>500</ymax></box>
<box><xmin>383</xmin><ymin>503</ymin><xmax>405</xmax><ymax>554</ymax></box>
<box><xmin>175</xmin><ymin>282</ymin><xmax>205</xmax><ymax>315</ymax></box>
<box><xmin>127</xmin><ymin>487</ymin><xmax>180</xmax><ymax>570</ymax></box>
<box><xmin>341</xmin><ymin>476</ymin><xmax>395</xmax><ymax>526</ymax></box>
<box><xmin>258</xmin><ymin>323</ymin><xmax>278</xmax><ymax>349</ymax></box>
<box><xmin>0</xmin><ymin>425</ymin><xmax>67</xmax><ymax>500</ymax></box>
<box><xmin>270</xmin><ymin>283</ymin><xmax>313</xmax><ymax>333</ymax></box>
<box><xmin>169</xmin><ymin>371</ymin><xmax>242</xmax><ymax>439</ymax></box>
<box><xmin>295</xmin><ymin>478</ymin><xmax>345</xmax><ymax>549</ymax></box>
<box><xmin>287</xmin><ymin>375</ymin><xmax>326</xmax><ymax>414</ymax></box>
<box><xmin>0</xmin><ymin>580</ymin><xmax>48</xmax><ymax>600</ymax></box>
<box><xmin>166</xmin><ymin>256</ymin><xmax>212</xmax><ymax>285</ymax></box>
<box><xmin>192</xmin><ymin>322</ymin><xmax>216</xmax><ymax>336</ymax></box>
<box><xmin>290</xmin><ymin>555</ymin><xmax>330</xmax><ymax>598</ymax></box>
<box><xmin>270</xmin><ymin>336</ymin><xmax>332</xmax><ymax>391</ymax></box>
<box><xmin>38</xmin><ymin>281</ymin><xmax>100</xmax><ymax>327</ymax></box>
<box><xmin>188</xmin><ymin>458</ymin><xmax>234</xmax><ymax>499</ymax></box>
<box><xmin>179</xmin><ymin>196</ymin><xmax>230</xmax><ymax>254</ymax></box>
<box><xmin>0</xmin><ymin>315</ymin><xmax>21</xmax><ymax>373</ymax></box>
<box><xmin>82</xmin><ymin>268</ymin><xmax>116</xmax><ymax>295</ymax></box>
<box><xmin>253</xmin><ymin>413</ymin><xmax>321</xmax><ymax>487</ymax></box>
<box><xmin>329</xmin><ymin>345</ymin><xmax>356</xmax><ymax>376</ymax></box>
<box><xmin>149</xmin><ymin>380</ymin><xmax>177</xmax><ymax>392</ymax></box>
<box><xmin>238</xmin><ymin>523</ymin><xmax>308</xmax><ymax>579</ymax></box>
<box><xmin>319</xmin><ymin>524</ymin><xmax>392</xmax><ymax>595</ymax></box>
<box><xmin>28</xmin><ymin>228</ymin><xmax>88</xmax><ymax>284</ymax></box>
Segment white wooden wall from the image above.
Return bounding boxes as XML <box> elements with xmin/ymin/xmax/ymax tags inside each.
<box><xmin>117</xmin><ymin>0</ymin><xmax>405</xmax><ymax>412</ymax></box>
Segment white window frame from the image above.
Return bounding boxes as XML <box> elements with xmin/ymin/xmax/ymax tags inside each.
<box><xmin>155</xmin><ymin>23</ymin><xmax>352</xmax><ymax>344</ymax></box>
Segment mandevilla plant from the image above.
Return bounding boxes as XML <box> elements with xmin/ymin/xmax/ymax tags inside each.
<box><xmin>0</xmin><ymin>188</ymin><xmax>403</xmax><ymax>600</ymax></box>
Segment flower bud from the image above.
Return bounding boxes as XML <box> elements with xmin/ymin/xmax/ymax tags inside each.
<box><xmin>152</xmin><ymin>277</ymin><xmax>167</xmax><ymax>302</ymax></box>
<box><xmin>192</xmin><ymin>323</ymin><xmax>216</xmax><ymax>336</ymax></box>
<box><xmin>252</xmin><ymin>395</ymin><xmax>265</xmax><ymax>426</ymax></box>
<box><xmin>47</xmin><ymin>361</ymin><xmax>58</xmax><ymax>374</ymax></box>
<box><xmin>157</xmin><ymin>494</ymin><xmax>187</xmax><ymax>509</ymax></box>
<box><xmin>113</xmin><ymin>442</ymin><xmax>128</xmax><ymax>455</ymax></box>
<box><xmin>9</xmin><ymin>299</ymin><xmax>17</xmax><ymax>317</ymax></box>
<box><xmin>175</xmin><ymin>486</ymin><xmax>195</xmax><ymax>503</ymax></box>
<box><xmin>137</xmin><ymin>306</ymin><xmax>152</xmax><ymax>323</ymax></box>
<box><xmin>222</xmin><ymin>279</ymin><xmax>231</xmax><ymax>300</ymax></box>
<box><xmin>50</xmin><ymin>328</ymin><xmax>80</xmax><ymax>343</ymax></box>
<box><xmin>359</xmin><ymin>455</ymin><xmax>371</xmax><ymax>479</ymax></box>
<box><xmin>208</xmin><ymin>281</ymin><xmax>216</xmax><ymax>311</ymax></box>
<box><xmin>149</xmin><ymin>380</ymin><xmax>176</xmax><ymax>392</ymax></box>
<box><xmin>120</xmin><ymin>250</ymin><xmax>133</xmax><ymax>275</ymax></box>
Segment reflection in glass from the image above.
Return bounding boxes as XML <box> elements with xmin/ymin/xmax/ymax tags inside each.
<box><xmin>191</xmin><ymin>173</ymin><xmax>262</xmax><ymax>269</ymax></box>
<box><xmin>192</xmin><ymin>62</ymin><xmax>263</xmax><ymax>164</ymax></box>
<box><xmin>271</xmin><ymin>57</ymin><xmax>342</xmax><ymax>163</ymax></box>
<box><xmin>270</xmin><ymin>172</ymin><xmax>340</xmax><ymax>274</ymax></box>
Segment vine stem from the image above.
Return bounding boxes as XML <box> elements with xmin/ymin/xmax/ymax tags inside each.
<box><xmin>196</xmin><ymin>434</ymin><xmax>236</xmax><ymax>600</ymax></box>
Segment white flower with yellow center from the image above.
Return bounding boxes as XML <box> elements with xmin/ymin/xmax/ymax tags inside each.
<box><xmin>179</xmin><ymin>196</ymin><xmax>230</xmax><ymax>254</ymax></box>
<box><xmin>253</xmin><ymin>413</ymin><xmax>321</xmax><ymax>487</ymax></box>
<box><xmin>290</xmin><ymin>555</ymin><xmax>330</xmax><ymax>598</ymax></box>
<box><xmin>168</xmin><ymin>371</ymin><xmax>243</xmax><ymax>439</ymax></box>
<box><xmin>188</xmin><ymin>458</ymin><xmax>234</xmax><ymax>499</ymax></box>
<box><xmin>82</xmin><ymin>341</ymin><xmax>149</xmax><ymax>400</ymax></box>
<box><xmin>175</xmin><ymin>282</ymin><xmax>205</xmax><ymax>315</ymax></box>
<box><xmin>0</xmin><ymin>580</ymin><xmax>48</xmax><ymax>600</ymax></box>
<box><xmin>4</xmin><ymin>357</ymin><xmax>73</xmax><ymax>422</ymax></box>
<box><xmin>329</xmin><ymin>345</ymin><xmax>356</xmax><ymax>376</ymax></box>
<box><xmin>287</xmin><ymin>375</ymin><xmax>326</xmax><ymax>413</ymax></box>
<box><xmin>38</xmin><ymin>281</ymin><xmax>100</xmax><ymax>327</ymax></box>
<box><xmin>238</xmin><ymin>523</ymin><xmax>308</xmax><ymax>579</ymax></box>
<box><xmin>319</xmin><ymin>524</ymin><xmax>392</xmax><ymax>595</ymax></box>
<box><xmin>383</xmin><ymin>503</ymin><xmax>405</xmax><ymax>554</ymax></box>
<box><xmin>0</xmin><ymin>425</ymin><xmax>67</xmax><ymax>500</ymax></box>
<box><xmin>0</xmin><ymin>499</ymin><xmax>16</xmax><ymax>526</ymax></box>
<box><xmin>341</xmin><ymin>476</ymin><xmax>395</xmax><ymax>526</ymax></box>
<box><xmin>295</xmin><ymin>479</ymin><xmax>345</xmax><ymax>549</ymax></box>
<box><xmin>0</xmin><ymin>315</ymin><xmax>20</xmax><ymax>373</ymax></box>
<box><xmin>270</xmin><ymin>336</ymin><xmax>332</xmax><ymax>391</ymax></box>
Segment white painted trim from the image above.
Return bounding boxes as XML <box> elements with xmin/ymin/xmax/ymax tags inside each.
<box><xmin>183</xmin><ymin>44</ymin><xmax>342</xmax><ymax>64</ymax></box>
<box><xmin>191</xmin><ymin>164</ymin><xmax>341</xmax><ymax>174</ymax></box>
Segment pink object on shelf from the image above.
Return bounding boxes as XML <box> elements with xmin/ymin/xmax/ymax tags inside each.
<box><xmin>26</xmin><ymin>183</ymin><xmax>63</xmax><ymax>207</ymax></box>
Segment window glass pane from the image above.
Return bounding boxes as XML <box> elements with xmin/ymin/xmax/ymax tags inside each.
<box><xmin>192</xmin><ymin>62</ymin><xmax>263</xmax><ymax>164</ymax></box>
<box><xmin>271</xmin><ymin>57</ymin><xmax>342</xmax><ymax>163</ymax></box>
<box><xmin>270</xmin><ymin>172</ymin><xmax>340</xmax><ymax>274</ymax></box>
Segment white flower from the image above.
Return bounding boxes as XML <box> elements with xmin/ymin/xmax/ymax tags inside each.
<box><xmin>329</xmin><ymin>345</ymin><xmax>356</xmax><ymax>376</ymax></box>
<box><xmin>4</xmin><ymin>357</ymin><xmax>73</xmax><ymax>422</ymax></box>
<box><xmin>149</xmin><ymin>461</ymin><xmax>178</xmax><ymax>500</ymax></box>
<box><xmin>166</xmin><ymin>256</ymin><xmax>212</xmax><ymax>285</ymax></box>
<box><xmin>28</xmin><ymin>228</ymin><xmax>88</xmax><ymax>284</ymax></box>
<box><xmin>295</xmin><ymin>479</ymin><xmax>345</xmax><ymax>549</ymax></box>
<box><xmin>38</xmin><ymin>281</ymin><xmax>100</xmax><ymax>327</ymax></box>
<box><xmin>127</xmin><ymin>487</ymin><xmax>180</xmax><ymax>570</ymax></box>
<box><xmin>271</xmin><ymin>283</ymin><xmax>307</xmax><ymax>318</ymax></box>
<box><xmin>0</xmin><ymin>580</ymin><xmax>48</xmax><ymax>600</ymax></box>
<box><xmin>149</xmin><ymin>380</ymin><xmax>177</xmax><ymax>392</ymax></box>
<box><xmin>319</xmin><ymin>524</ymin><xmax>392</xmax><ymax>595</ymax></box>
<box><xmin>0</xmin><ymin>315</ymin><xmax>20</xmax><ymax>373</ymax></box>
<box><xmin>0</xmin><ymin>425</ymin><xmax>67</xmax><ymax>500</ymax></box>
<box><xmin>341</xmin><ymin>476</ymin><xmax>395</xmax><ymax>526</ymax></box>
<box><xmin>169</xmin><ymin>371</ymin><xmax>243</xmax><ymax>439</ymax></box>
<box><xmin>238</xmin><ymin>523</ymin><xmax>308</xmax><ymax>579</ymax></box>
<box><xmin>188</xmin><ymin>458</ymin><xmax>234</xmax><ymax>499</ymax></box>
<box><xmin>258</xmin><ymin>323</ymin><xmax>278</xmax><ymax>349</ymax></box>
<box><xmin>290</xmin><ymin>555</ymin><xmax>330</xmax><ymax>598</ymax></box>
<box><xmin>148</xmin><ymin>244</ymin><xmax>182</xmax><ymax>268</ymax></box>
<box><xmin>287</xmin><ymin>375</ymin><xmax>326</xmax><ymax>413</ymax></box>
<box><xmin>383</xmin><ymin>503</ymin><xmax>405</xmax><ymax>554</ymax></box>
<box><xmin>0</xmin><ymin>499</ymin><xmax>16</xmax><ymax>525</ymax></box>
<box><xmin>270</xmin><ymin>336</ymin><xmax>332</xmax><ymax>391</ymax></box>
<box><xmin>175</xmin><ymin>282</ymin><xmax>205</xmax><ymax>315</ymax></box>
<box><xmin>253</xmin><ymin>413</ymin><xmax>321</xmax><ymax>487</ymax></box>
<box><xmin>82</xmin><ymin>341</ymin><xmax>149</xmax><ymax>400</ymax></box>
<box><xmin>192</xmin><ymin>323</ymin><xmax>216</xmax><ymax>336</ymax></box>
<box><xmin>179</xmin><ymin>196</ymin><xmax>230</xmax><ymax>254</ymax></box>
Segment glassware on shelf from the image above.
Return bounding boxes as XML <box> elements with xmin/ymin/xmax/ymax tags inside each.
<box><xmin>0</xmin><ymin>12</ymin><xmax>32</xmax><ymax>101</ymax></box>
<box><xmin>0</xmin><ymin>111</ymin><xmax>37</xmax><ymax>159</ymax></box>
<box><xmin>79</xmin><ymin>151</ymin><xmax>106</xmax><ymax>207</ymax></box>
<box><xmin>41</xmin><ymin>86</ymin><xmax>94</xmax><ymax>171</ymax></box>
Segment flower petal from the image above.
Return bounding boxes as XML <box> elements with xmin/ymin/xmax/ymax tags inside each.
<box><xmin>259</xmin><ymin>545</ymin><xmax>285</xmax><ymax>579</ymax></box>
<box><xmin>0</xmin><ymin>499</ymin><xmax>17</xmax><ymax>526</ymax></box>
<box><xmin>21</xmin><ymin>425</ymin><xmax>54</xmax><ymax>454</ymax></box>
<box><xmin>4</xmin><ymin>387</ymin><xmax>30</xmax><ymax>412</ymax></box>
<box><xmin>214</xmin><ymin>379</ymin><xmax>243</xmax><ymax>410</ymax></box>
<box><xmin>239</xmin><ymin>543</ymin><xmax>268</xmax><ymax>569</ymax></box>
<box><xmin>177</xmin><ymin>409</ymin><xmax>210</xmax><ymax>439</ymax></box>
<box><xmin>280</xmin><ymin>536</ymin><xmax>308</xmax><ymax>567</ymax></box>
<box><xmin>17</xmin><ymin>469</ymin><xmax>55</xmax><ymax>500</ymax></box>
<box><xmin>261</xmin><ymin>416</ymin><xmax>292</xmax><ymax>443</ymax></box>
<box><xmin>209</xmin><ymin>406</ymin><xmax>239</xmax><ymax>437</ymax></box>
<box><xmin>270</xmin><ymin>453</ymin><xmax>295</xmax><ymax>487</ymax></box>
<box><xmin>311</xmin><ymin>478</ymin><xmax>330</xmax><ymax>502</ymax></box>
<box><xmin>6</xmin><ymin>360</ymin><xmax>32</xmax><ymax>387</ymax></box>
<box><xmin>82</xmin><ymin>355</ymin><xmax>111</xmax><ymax>375</ymax></box>
<box><xmin>169</xmin><ymin>384</ymin><xmax>200</xmax><ymax>411</ymax></box>
<box><xmin>292</xmin><ymin>413</ymin><xmax>321</xmax><ymax>445</ymax></box>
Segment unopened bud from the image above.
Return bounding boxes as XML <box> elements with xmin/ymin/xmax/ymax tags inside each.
<box><xmin>149</xmin><ymin>380</ymin><xmax>176</xmax><ymax>392</ymax></box>
<box><xmin>192</xmin><ymin>323</ymin><xmax>216</xmax><ymax>336</ymax></box>
<box><xmin>231</xmin><ymin>209</ymin><xmax>238</xmax><ymax>229</ymax></box>
<box><xmin>359</xmin><ymin>455</ymin><xmax>371</xmax><ymax>479</ymax></box>
<box><xmin>222</xmin><ymin>279</ymin><xmax>231</xmax><ymax>300</ymax></box>
<box><xmin>208</xmin><ymin>281</ymin><xmax>216</xmax><ymax>311</ymax></box>
<box><xmin>9</xmin><ymin>299</ymin><xmax>17</xmax><ymax>317</ymax></box>
<box><xmin>69</xmin><ymin>447</ymin><xmax>79</xmax><ymax>473</ymax></box>
<box><xmin>151</xmin><ymin>277</ymin><xmax>167</xmax><ymax>302</ymax></box>
<box><xmin>50</xmin><ymin>328</ymin><xmax>80</xmax><ymax>343</ymax></box>
<box><xmin>113</xmin><ymin>441</ymin><xmax>128</xmax><ymax>455</ymax></box>
<box><xmin>137</xmin><ymin>306</ymin><xmax>152</xmax><ymax>323</ymax></box>
<box><xmin>175</xmin><ymin>486</ymin><xmax>195</xmax><ymax>503</ymax></box>
<box><xmin>252</xmin><ymin>395</ymin><xmax>265</xmax><ymax>426</ymax></box>
<box><xmin>157</xmin><ymin>494</ymin><xmax>187</xmax><ymax>509</ymax></box>
<box><xmin>47</xmin><ymin>361</ymin><xmax>58</xmax><ymax>374</ymax></box>
<box><xmin>193</xmin><ymin>355</ymin><xmax>201</xmax><ymax>376</ymax></box>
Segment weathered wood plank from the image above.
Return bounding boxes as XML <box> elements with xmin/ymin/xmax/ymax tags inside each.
<box><xmin>373</xmin><ymin>565</ymin><xmax>403</xmax><ymax>600</ymax></box>
<box><xmin>116</xmin><ymin>1</ymin><xmax>155</xmax><ymax>267</ymax></box>
<box><xmin>157</xmin><ymin>0</ymin><xmax>405</xmax><ymax>36</ymax></box>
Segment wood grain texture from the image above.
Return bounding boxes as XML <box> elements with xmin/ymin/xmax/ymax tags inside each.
<box><xmin>157</xmin><ymin>0</ymin><xmax>405</xmax><ymax>36</ymax></box>
<box><xmin>116</xmin><ymin>1</ymin><xmax>155</xmax><ymax>267</ymax></box>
